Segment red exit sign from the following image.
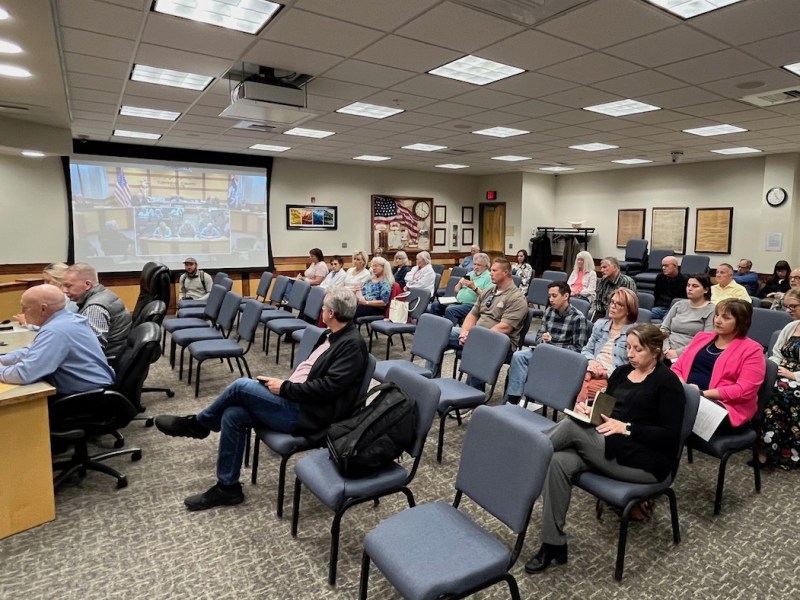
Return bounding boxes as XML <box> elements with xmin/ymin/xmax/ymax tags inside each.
<box><xmin>486</xmin><ymin>190</ymin><xmax>497</xmax><ymax>200</ymax></box>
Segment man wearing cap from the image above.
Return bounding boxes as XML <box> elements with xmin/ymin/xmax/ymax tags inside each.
<box><xmin>180</xmin><ymin>258</ymin><xmax>213</xmax><ymax>301</ymax></box>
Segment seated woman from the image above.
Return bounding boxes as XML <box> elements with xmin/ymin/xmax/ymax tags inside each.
<box><xmin>320</xmin><ymin>255</ymin><xmax>347</xmax><ymax>290</ymax></box>
<box><xmin>343</xmin><ymin>251</ymin><xmax>371</xmax><ymax>291</ymax></box>
<box><xmin>354</xmin><ymin>257</ymin><xmax>394</xmax><ymax>319</ymax></box>
<box><xmin>672</xmin><ymin>299</ymin><xmax>766</xmax><ymax>435</ymax></box>
<box><xmin>660</xmin><ymin>274</ymin><xmax>715</xmax><ymax>361</ymax></box>
<box><xmin>578</xmin><ymin>287</ymin><xmax>638</xmax><ymax>402</ymax></box>
<box><xmin>392</xmin><ymin>251</ymin><xmax>410</xmax><ymax>288</ymax></box>
<box><xmin>404</xmin><ymin>251</ymin><xmax>436</xmax><ymax>294</ymax></box>
<box><xmin>525</xmin><ymin>324</ymin><xmax>685</xmax><ymax>573</ymax></box>
<box><xmin>758</xmin><ymin>288</ymin><xmax>800</xmax><ymax>468</ymax></box>
<box><xmin>758</xmin><ymin>260</ymin><xmax>792</xmax><ymax>308</ymax></box>
<box><xmin>512</xmin><ymin>249</ymin><xmax>534</xmax><ymax>294</ymax></box>
<box><xmin>770</xmin><ymin>267</ymin><xmax>800</xmax><ymax>311</ymax></box>
<box><xmin>567</xmin><ymin>250</ymin><xmax>597</xmax><ymax>303</ymax></box>
<box><xmin>282</xmin><ymin>247</ymin><xmax>329</xmax><ymax>302</ymax></box>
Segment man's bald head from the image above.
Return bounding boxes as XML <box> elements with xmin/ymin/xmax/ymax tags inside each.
<box><xmin>21</xmin><ymin>284</ymin><xmax>66</xmax><ymax>326</ymax></box>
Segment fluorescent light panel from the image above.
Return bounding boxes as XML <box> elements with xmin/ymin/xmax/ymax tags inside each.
<box><xmin>283</xmin><ymin>127</ymin><xmax>335</xmax><ymax>138</ymax></box>
<box><xmin>337</xmin><ymin>102</ymin><xmax>403</xmax><ymax>119</ymax></box>
<box><xmin>0</xmin><ymin>39</ymin><xmax>22</xmax><ymax>54</ymax></box>
<box><xmin>583</xmin><ymin>99</ymin><xmax>660</xmax><ymax>116</ymax></box>
<box><xmin>22</xmin><ymin>150</ymin><xmax>45</xmax><ymax>157</ymax></box>
<box><xmin>711</xmin><ymin>147</ymin><xmax>762</xmax><ymax>155</ymax></box>
<box><xmin>402</xmin><ymin>143</ymin><xmax>447</xmax><ymax>152</ymax></box>
<box><xmin>683</xmin><ymin>124</ymin><xmax>747</xmax><ymax>136</ymax></box>
<box><xmin>612</xmin><ymin>158</ymin><xmax>653</xmax><ymax>164</ymax></box>
<box><xmin>0</xmin><ymin>63</ymin><xmax>30</xmax><ymax>77</ymax></box>
<box><xmin>152</xmin><ymin>0</ymin><xmax>281</xmax><ymax>35</ymax></box>
<box><xmin>784</xmin><ymin>62</ymin><xmax>800</xmax><ymax>76</ymax></box>
<box><xmin>570</xmin><ymin>143</ymin><xmax>618</xmax><ymax>151</ymax></box>
<box><xmin>250</xmin><ymin>144</ymin><xmax>291</xmax><ymax>152</ymax></box>
<box><xmin>472</xmin><ymin>126</ymin><xmax>529</xmax><ymax>138</ymax></box>
<box><xmin>539</xmin><ymin>166</ymin><xmax>574</xmax><ymax>172</ymax></box>
<box><xmin>0</xmin><ymin>8</ymin><xmax>9</xmax><ymax>20</ymax></box>
<box><xmin>436</xmin><ymin>164</ymin><xmax>469</xmax><ymax>169</ymax></box>
<box><xmin>131</xmin><ymin>64</ymin><xmax>213</xmax><ymax>91</ymax></box>
<box><xmin>353</xmin><ymin>155</ymin><xmax>391</xmax><ymax>162</ymax></box>
<box><xmin>428</xmin><ymin>55</ymin><xmax>524</xmax><ymax>86</ymax></box>
<box><xmin>491</xmin><ymin>155</ymin><xmax>531</xmax><ymax>162</ymax></box>
<box><xmin>643</xmin><ymin>0</ymin><xmax>745</xmax><ymax>19</ymax></box>
<box><xmin>113</xmin><ymin>129</ymin><xmax>162</xmax><ymax>140</ymax></box>
<box><xmin>120</xmin><ymin>106</ymin><xmax>180</xmax><ymax>121</ymax></box>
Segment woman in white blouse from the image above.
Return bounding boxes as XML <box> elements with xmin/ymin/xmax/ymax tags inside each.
<box><xmin>320</xmin><ymin>255</ymin><xmax>347</xmax><ymax>290</ymax></box>
<box><xmin>404</xmin><ymin>251</ymin><xmax>436</xmax><ymax>294</ymax></box>
<box><xmin>567</xmin><ymin>250</ymin><xmax>597</xmax><ymax>302</ymax></box>
<box><xmin>343</xmin><ymin>250</ymin><xmax>371</xmax><ymax>291</ymax></box>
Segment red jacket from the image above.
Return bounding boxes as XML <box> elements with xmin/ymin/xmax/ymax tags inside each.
<box><xmin>671</xmin><ymin>332</ymin><xmax>765</xmax><ymax>427</ymax></box>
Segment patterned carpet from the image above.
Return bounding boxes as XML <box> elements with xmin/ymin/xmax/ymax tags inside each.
<box><xmin>2</xmin><ymin>324</ymin><xmax>800</xmax><ymax>600</ymax></box>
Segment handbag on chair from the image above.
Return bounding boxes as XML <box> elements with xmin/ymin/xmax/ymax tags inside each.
<box><xmin>388</xmin><ymin>292</ymin><xmax>417</xmax><ymax>324</ymax></box>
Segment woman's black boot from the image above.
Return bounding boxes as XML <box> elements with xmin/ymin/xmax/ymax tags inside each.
<box><xmin>524</xmin><ymin>543</ymin><xmax>568</xmax><ymax>573</ymax></box>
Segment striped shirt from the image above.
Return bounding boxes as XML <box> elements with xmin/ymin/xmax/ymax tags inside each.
<box><xmin>591</xmin><ymin>272</ymin><xmax>637</xmax><ymax>318</ymax></box>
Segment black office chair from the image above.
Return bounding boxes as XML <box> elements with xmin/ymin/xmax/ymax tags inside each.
<box><xmin>51</xmin><ymin>322</ymin><xmax>162</xmax><ymax>489</ymax></box>
<box><xmin>131</xmin><ymin>299</ymin><xmax>175</xmax><ymax>403</ymax></box>
<box><xmin>132</xmin><ymin>262</ymin><xmax>171</xmax><ymax>323</ymax></box>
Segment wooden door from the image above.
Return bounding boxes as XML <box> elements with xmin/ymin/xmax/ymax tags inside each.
<box><xmin>480</xmin><ymin>203</ymin><xmax>506</xmax><ymax>259</ymax></box>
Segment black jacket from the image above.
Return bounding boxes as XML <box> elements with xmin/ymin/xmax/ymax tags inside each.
<box><xmin>653</xmin><ymin>273</ymin><xmax>688</xmax><ymax>308</ymax></box>
<box><xmin>280</xmin><ymin>322</ymin><xmax>368</xmax><ymax>435</ymax></box>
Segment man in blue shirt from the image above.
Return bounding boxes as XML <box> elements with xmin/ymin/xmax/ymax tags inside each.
<box><xmin>733</xmin><ymin>258</ymin><xmax>759</xmax><ymax>296</ymax></box>
<box><xmin>0</xmin><ymin>284</ymin><xmax>114</xmax><ymax>395</ymax></box>
<box><xmin>459</xmin><ymin>245</ymin><xmax>480</xmax><ymax>271</ymax></box>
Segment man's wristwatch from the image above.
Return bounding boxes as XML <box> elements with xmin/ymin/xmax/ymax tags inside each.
<box><xmin>623</xmin><ymin>422</ymin><xmax>632</xmax><ymax>437</ymax></box>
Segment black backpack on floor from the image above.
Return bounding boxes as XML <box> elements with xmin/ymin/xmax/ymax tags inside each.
<box><xmin>326</xmin><ymin>381</ymin><xmax>416</xmax><ymax>478</ymax></box>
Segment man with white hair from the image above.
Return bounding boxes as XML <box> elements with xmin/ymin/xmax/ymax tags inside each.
<box><xmin>460</xmin><ymin>245</ymin><xmax>481</xmax><ymax>271</ymax></box>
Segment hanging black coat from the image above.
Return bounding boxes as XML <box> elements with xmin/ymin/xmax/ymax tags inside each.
<box><xmin>529</xmin><ymin>234</ymin><xmax>552</xmax><ymax>277</ymax></box>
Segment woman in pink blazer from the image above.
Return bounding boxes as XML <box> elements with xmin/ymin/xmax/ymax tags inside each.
<box><xmin>672</xmin><ymin>299</ymin><xmax>765</xmax><ymax>431</ymax></box>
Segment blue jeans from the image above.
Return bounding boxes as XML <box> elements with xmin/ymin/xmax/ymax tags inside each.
<box><xmin>506</xmin><ymin>348</ymin><xmax>534</xmax><ymax>398</ymax></box>
<box><xmin>650</xmin><ymin>306</ymin><xmax>669</xmax><ymax>320</ymax></box>
<box><xmin>197</xmin><ymin>378</ymin><xmax>300</xmax><ymax>485</ymax></box>
<box><xmin>430</xmin><ymin>301</ymin><xmax>473</xmax><ymax>326</ymax></box>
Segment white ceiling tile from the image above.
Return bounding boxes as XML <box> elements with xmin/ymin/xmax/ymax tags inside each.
<box><xmin>741</xmin><ymin>30</ymin><xmax>800</xmax><ymax>67</ymax></box>
<box><xmin>540</xmin><ymin>53</ymin><xmax>643</xmax><ymax>85</ymax></box>
<box><xmin>691</xmin><ymin>0</ymin><xmax>800</xmax><ymax>46</ymax></box>
<box><xmin>544</xmin><ymin>110</ymin><xmax>609</xmax><ymax>126</ymax></box>
<box><xmin>124</xmin><ymin>81</ymin><xmax>202</xmax><ymax>103</ymax></box>
<box><xmin>67</xmin><ymin>72</ymin><xmax>123</xmax><ymax>94</ymax></box>
<box><xmin>490</xmin><ymin>71</ymin><xmax>579</xmax><ymax>98</ymax></box>
<box><xmin>605</xmin><ymin>25</ymin><xmax>727</xmax><ymax>68</ymax></box>
<box><xmin>56</xmin><ymin>0</ymin><xmax>143</xmax><ymax>40</ymax></box>
<box><xmin>305</xmin><ymin>95</ymin><xmax>350</xmax><ymax>112</ymax></box>
<box><xmin>415</xmin><ymin>102</ymin><xmax>485</xmax><ymax>118</ymax></box>
<box><xmin>70</xmin><ymin>88</ymin><xmax>120</xmax><ymax>105</ymax></box>
<box><xmin>264</xmin><ymin>9</ymin><xmax>384</xmax><ymax>56</ymax></box>
<box><xmin>535</xmin><ymin>87</ymin><xmax>620</xmax><ymax>110</ymax></box>
<box><xmin>120</xmin><ymin>95</ymin><xmax>189</xmax><ymax>113</ymax></box>
<box><xmin>294</xmin><ymin>0</ymin><xmax>439</xmax><ymax>31</ymax></box>
<box><xmin>243</xmin><ymin>41</ymin><xmax>344</xmax><ymax>75</ymax></box>
<box><xmin>592</xmin><ymin>70</ymin><xmax>685</xmax><ymax>97</ymax></box>
<box><xmin>363</xmin><ymin>121</ymin><xmax>421</xmax><ymax>133</ymax></box>
<box><xmin>636</xmin><ymin>86</ymin><xmax>724</xmax><ymax>109</ymax></box>
<box><xmin>700</xmin><ymin>69</ymin><xmax>800</xmax><ymax>99</ymax></box>
<box><xmin>390</xmin><ymin>74</ymin><xmax>472</xmax><ymax>100</ymax></box>
<box><xmin>452</xmin><ymin>89</ymin><xmax>527</xmax><ymax>109</ymax></box>
<box><xmin>677</xmin><ymin>99</ymin><xmax>761</xmax><ymax>118</ymax></box>
<box><xmin>361</xmin><ymin>90</ymin><xmax>436</xmax><ymax>111</ymax></box>
<box><xmin>72</xmin><ymin>100</ymin><xmax>117</xmax><ymax>115</ymax></box>
<box><xmin>141</xmin><ymin>13</ymin><xmax>252</xmax><ymax>60</ymax></box>
<box><xmin>306</xmin><ymin>78</ymin><xmax>381</xmax><ymax>101</ymax></box>
<box><xmin>60</xmin><ymin>28</ymin><xmax>136</xmax><ymax>63</ymax></box>
<box><xmin>479</xmin><ymin>30</ymin><xmax>590</xmax><ymax>71</ymax></box>
<box><xmin>134</xmin><ymin>44</ymin><xmax>232</xmax><ymax>77</ymax></box>
<box><xmin>657</xmin><ymin>49</ymin><xmax>769</xmax><ymax>86</ymax></box>
<box><xmin>323</xmin><ymin>60</ymin><xmax>416</xmax><ymax>88</ymax></box>
<box><xmin>499</xmin><ymin>98</ymin><xmax>571</xmax><ymax>119</ymax></box>
<box><xmin>355</xmin><ymin>36</ymin><xmax>462</xmax><ymax>72</ymax></box>
<box><xmin>387</xmin><ymin>111</ymin><xmax>450</xmax><ymax>127</ymax></box>
<box><xmin>64</xmin><ymin>53</ymin><xmax>129</xmax><ymax>79</ymax></box>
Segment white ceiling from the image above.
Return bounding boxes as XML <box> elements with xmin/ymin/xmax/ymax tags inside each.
<box><xmin>4</xmin><ymin>0</ymin><xmax>800</xmax><ymax>175</ymax></box>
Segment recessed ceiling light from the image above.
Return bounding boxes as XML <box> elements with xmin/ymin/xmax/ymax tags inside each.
<box><xmin>428</xmin><ymin>55</ymin><xmax>525</xmax><ymax>86</ymax></box>
<box><xmin>249</xmin><ymin>144</ymin><xmax>291</xmax><ymax>152</ymax></box>
<box><xmin>0</xmin><ymin>64</ymin><xmax>31</xmax><ymax>78</ymax></box>
<box><xmin>491</xmin><ymin>155</ymin><xmax>531</xmax><ymax>162</ymax></box>
<box><xmin>683</xmin><ymin>124</ymin><xmax>747</xmax><ymax>136</ymax></box>
<box><xmin>283</xmin><ymin>127</ymin><xmax>335</xmax><ymax>139</ymax></box>
<box><xmin>120</xmin><ymin>106</ymin><xmax>181</xmax><ymax>121</ymax></box>
<box><xmin>353</xmin><ymin>155</ymin><xmax>391</xmax><ymax>162</ymax></box>
<box><xmin>711</xmin><ymin>147</ymin><xmax>762</xmax><ymax>155</ymax></box>
<box><xmin>569</xmin><ymin>143</ymin><xmax>619</xmax><ymax>151</ymax></box>
<box><xmin>643</xmin><ymin>0</ymin><xmax>746</xmax><ymax>19</ymax></box>
<box><xmin>0</xmin><ymin>40</ymin><xmax>22</xmax><ymax>54</ymax></box>
<box><xmin>21</xmin><ymin>150</ymin><xmax>44</xmax><ymax>158</ymax></box>
<box><xmin>472</xmin><ymin>126</ymin><xmax>530</xmax><ymax>138</ymax></box>
<box><xmin>539</xmin><ymin>166</ymin><xmax>574</xmax><ymax>172</ymax></box>
<box><xmin>0</xmin><ymin>8</ymin><xmax>8</xmax><ymax>20</ymax></box>
<box><xmin>583</xmin><ymin>99</ymin><xmax>661</xmax><ymax>117</ymax></box>
<box><xmin>784</xmin><ymin>62</ymin><xmax>800</xmax><ymax>76</ymax></box>
<box><xmin>131</xmin><ymin>64</ymin><xmax>213</xmax><ymax>91</ymax></box>
<box><xmin>436</xmin><ymin>164</ymin><xmax>469</xmax><ymax>169</ymax></box>
<box><xmin>402</xmin><ymin>143</ymin><xmax>447</xmax><ymax>152</ymax></box>
<box><xmin>152</xmin><ymin>0</ymin><xmax>281</xmax><ymax>34</ymax></box>
<box><xmin>612</xmin><ymin>158</ymin><xmax>653</xmax><ymax>164</ymax></box>
<box><xmin>113</xmin><ymin>129</ymin><xmax>162</xmax><ymax>140</ymax></box>
<box><xmin>337</xmin><ymin>102</ymin><xmax>404</xmax><ymax>119</ymax></box>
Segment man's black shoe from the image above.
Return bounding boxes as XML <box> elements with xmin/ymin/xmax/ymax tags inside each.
<box><xmin>154</xmin><ymin>415</ymin><xmax>210</xmax><ymax>439</ymax></box>
<box><xmin>184</xmin><ymin>482</ymin><xmax>244</xmax><ymax>511</ymax></box>
<box><xmin>524</xmin><ymin>543</ymin><xmax>568</xmax><ymax>573</ymax></box>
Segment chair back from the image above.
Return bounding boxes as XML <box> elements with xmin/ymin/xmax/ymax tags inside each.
<box><xmin>301</xmin><ymin>286</ymin><xmax>326</xmax><ymax>322</ymax></box>
<box><xmin>441</xmin><ymin>272</ymin><xmax>462</xmax><ymax>296</ymax></box>
<box><xmin>644</xmin><ymin>249</ymin><xmax>673</xmax><ymax>273</ymax></box>
<box><xmin>456</xmin><ymin>405</ymin><xmax>553</xmax><ymax>533</ymax></box>
<box><xmin>767</xmin><ymin>330</ymin><xmax>780</xmax><ymax>355</ymax></box>
<box><xmin>636</xmin><ymin>291</ymin><xmax>655</xmax><ymax>310</ymax></box>
<box><xmin>408</xmin><ymin>288</ymin><xmax>432</xmax><ymax>322</ymax></box>
<box><xmin>431</xmin><ymin>263</ymin><xmax>445</xmax><ymax>275</ymax></box>
<box><xmin>522</xmin><ymin>344</ymin><xmax>589</xmax><ymax>411</ymax></box>
<box><xmin>202</xmin><ymin>284</ymin><xmax>229</xmax><ymax>321</ymax></box>
<box><xmin>293</xmin><ymin>325</ymin><xmax>327</xmax><ymax>369</ymax></box>
<box><xmin>237</xmin><ymin>299</ymin><xmax>263</xmax><ymax>344</ymax></box>
<box><xmin>753</xmin><ymin>360</ymin><xmax>779</xmax><ymax>426</ymax></box>
<box><xmin>511</xmin><ymin>275</ymin><xmax>522</xmax><ymax>288</ymax></box>
<box><xmin>749</xmin><ymin>307</ymin><xmax>792</xmax><ymax>350</ymax></box>
<box><xmin>49</xmin><ymin>390</ymin><xmax>139</xmax><ymax>435</ymax></box>
<box><xmin>459</xmin><ymin>327</ymin><xmax>510</xmax><ymax>386</ymax></box>
<box><xmin>218</xmin><ymin>277</ymin><xmax>233</xmax><ymax>292</ymax></box>
<box><xmin>213</xmin><ymin>272</ymin><xmax>229</xmax><ymax>285</ymax></box>
<box><xmin>526</xmin><ymin>278</ymin><xmax>553</xmax><ymax>306</ymax></box>
<box><xmin>287</xmin><ymin>279</ymin><xmax>311</xmax><ymax>312</ymax></box>
<box><xmin>637</xmin><ymin>307</ymin><xmax>652</xmax><ymax>323</ymax></box>
<box><xmin>254</xmin><ymin>271</ymin><xmax>274</xmax><ymax>300</ymax></box>
<box><xmin>680</xmin><ymin>254</ymin><xmax>710</xmax><ymax>275</ymax></box>
<box><xmin>433</xmin><ymin>273</ymin><xmax>442</xmax><ymax>295</ymax></box>
<box><xmin>409</xmin><ymin>313</ymin><xmax>453</xmax><ymax>367</ymax></box>
<box><xmin>670</xmin><ymin>384</ymin><xmax>701</xmax><ymax>479</ymax></box>
<box><xmin>569</xmin><ymin>297</ymin><xmax>590</xmax><ymax>318</ymax></box>
<box><xmin>450</xmin><ymin>266</ymin><xmax>468</xmax><ymax>281</ymax></box>
<box><xmin>267</xmin><ymin>276</ymin><xmax>291</xmax><ymax>304</ymax></box>
<box><xmin>133</xmin><ymin>261</ymin><xmax>171</xmax><ymax>319</ymax></box>
<box><xmin>132</xmin><ymin>299</ymin><xmax>166</xmax><ymax>327</ymax></box>
<box><xmin>216</xmin><ymin>291</ymin><xmax>243</xmax><ymax>335</ymax></box>
<box><xmin>384</xmin><ymin>367</ymin><xmax>440</xmax><ymax>459</ymax></box>
<box><xmin>352</xmin><ymin>355</ymin><xmax>378</xmax><ymax>414</ymax></box>
<box><xmin>113</xmin><ymin>322</ymin><xmax>162</xmax><ymax>411</ymax></box>
<box><xmin>624</xmin><ymin>239</ymin><xmax>649</xmax><ymax>262</ymax></box>
<box><xmin>516</xmin><ymin>308</ymin><xmax>536</xmax><ymax>349</ymax></box>
<box><xmin>542</xmin><ymin>270</ymin><xmax>568</xmax><ymax>282</ymax></box>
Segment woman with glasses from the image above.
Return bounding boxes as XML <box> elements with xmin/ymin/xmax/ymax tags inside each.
<box><xmin>757</xmin><ymin>288</ymin><xmax>800</xmax><ymax>468</ymax></box>
<box><xmin>578</xmin><ymin>287</ymin><xmax>638</xmax><ymax>402</ymax></box>
<box><xmin>770</xmin><ymin>268</ymin><xmax>800</xmax><ymax>311</ymax></box>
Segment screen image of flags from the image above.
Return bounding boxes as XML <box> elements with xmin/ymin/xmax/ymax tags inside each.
<box><xmin>113</xmin><ymin>167</ymin><xmax>133</xmax><ymax>208</ymax></box>
<box><xmin>373</xmin><ymin>196</ymin><xmax>419</xmax><ymax>242</ymax></box>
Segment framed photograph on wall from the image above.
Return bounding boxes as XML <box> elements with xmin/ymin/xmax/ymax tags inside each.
<box><xmin>651</xmin><ymin>207</ymin><xmax>688</xmax><ymax>255</ymax></box>
<box><xmin>461</xmin><ymin>227</ymin><xmax>474</xmax><ymax>246</ymax></box>
<box><xmin>616</xmin><ymin>208</ymin><xmax>646</xmax><ymax>248</ymax></box>
<box><xmin>371</xmin><ymin>195</ymin><xmax>433</xmax><ymax>255</ymax></box>
<box><xmin>433</xmin><ymin>228</ymin><xmax>446</xmax><ymax>246</ymax></box>
<box><xmin>286</xmin><ymin>204</ymin><xmax>338</xmax><ymax>230</ymax></box>
<box><xmin>434</xmin><ymin>205</ymin><xmax>447</xmax><ymax>223</ymax></box>
<box><xmin>462</xmin><ymin>206</ymin><xmax>474</xmax><ymax>224</ymax></box>
<box><xmin>695</xmin><ymin>207</ymin><xmax>734</xmax><ymax>254</ymax></box>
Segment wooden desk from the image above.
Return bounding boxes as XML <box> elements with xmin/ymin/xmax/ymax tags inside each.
<box><xmin>0</xmin><ymin>329</ymin><xmax>56</xmax><ymax>539</ymax></box>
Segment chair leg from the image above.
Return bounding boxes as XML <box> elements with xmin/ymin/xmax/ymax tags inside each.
<box><xmin>170</xmin><ymin>339</ymin><xmax>176</xmax><ymax>368</ymax></box>
<box><xmin>244</xmin><ymin>427</ymin><xmax>251</xmax><ymax>468</ymax></box>
<box><xmin>385</xmin><ymin>334</ymin><xmax>391</xmax><ymax>360</ymax></box>
<box><xmin>291</xmin><ymin>477</ymin><xmax>302</xmax><ymax>537</ymax></box>
<box><xmin>234</xmin><ymin>357</ymin><xmax>244</xmax><ymax>377</ymax></box>
<box><xmin>265</xmin><ymin>329</ymin><xmax>272</xmax><ymax>355</ymax></box>
<box><xmin>225</xmin><ymin>357</ymin><xmax>234</xmax><ymax>373</ymax></box>
<box><xmin>714</xmin><ymin>452</ymin><xmax>731</xmax><ymax>515</ymax></box>
<box><xmin>505</xmin><ymin>574</ymin><xmax>521</xmax><ymax>600</ymax></box>
<box><xmin>329</xmin><ymin>509</ymin><xmax>345</xmax><ymax>585</ymax></box>
<box><xmin>275</xmin><ymin>336</ymin><xmax>281</xmax><ymax>364</ymax></box>
<box><xmin>251</xmin><ymin>437</ymin><xmax>260</xmax><ymax>484</ymax></box>
<box><xmin>290</xmin><ymin>342</ymin><xmax>296</xmax><ymax>367</ymax></box>
<box><xmin>399</xmin><ymin>333</ymin><xmax>406</xmax><ymax>351</ymax></box>
<box><xmin>187</xmin><ymin>356</ymin><xmax>193</xmax><ymax>384</ymax></box>
<box><xmin>615</xmin><ymin>503</ymin><xmax>633</xmax><ymax>581</ymax></box>
<box><xmin>686</xmin><ymin>446</ymin><xmax>693</xmax><ymax>463</ymax></box>
<box><xmin>276</xmin><ymin>454</ymin><xmax>291</xmax><ymax>518</ymax></box>
<box><xmin>399</xmin><ymin>486</ymin><xmax>416</xmax><ymax>508</ymax></box>
<box><xmin>110</xmin><ymin>430</ymin><xmax>124</xmax><ymax>449</ymax></box>
<box><xmin>179</xmin><ymin>346</ymin><xmax>186</xmax><ymax>380</ymax></box>
<box><xmin>195</xmin><ymin>360</ymin><xmax>203</xmax><ymax>397</ymax></box>
<box><xmin>436</xmin><ymin>412</ymin><xmax>448</xmax><ymax>463</ymax></box>
<box><xmin>752</xmin><ymin>445</ymin><xmax>762</xmax><ymax>492</ymax></box>
<box><xmin>241</xmin><ymin>357</ymin><xmax>252</xmax><ymax>379</ymax></box>
<box><xmin>358</xmin><ymin>551</ymin><xmax>371</xmax><ymax>600</ymax></box>
<box><xmin>665</xmin><ymin>489</ymin><xmax>681</xmax><ymax>544</ymax></box>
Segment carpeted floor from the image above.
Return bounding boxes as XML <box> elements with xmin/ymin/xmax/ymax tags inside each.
<box><xmin>2</xmin><ymin>325</ymin><xmax>800</xmax><ymax>600</ymax></box>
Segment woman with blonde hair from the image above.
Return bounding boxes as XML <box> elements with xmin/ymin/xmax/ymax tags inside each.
<box><xmin>15</xmin><ymin>262</ymin><xmax>78</xmax><ymax>327</ymax></box>
<box><xmin>344</xmin><ymin>250</ymin><xmax>371</xmax><ymax>291</ymax></box>
<box><xmin>567</xmin><ymin>250</ymin><xmax>597</xmax><ymax>302</ymax></box>
<box><xmin>354</xmin><ymin>256</ymin><xmax>395</xmax><ymax>318</ymax></box>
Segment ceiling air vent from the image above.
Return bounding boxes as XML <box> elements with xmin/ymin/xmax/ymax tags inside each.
<box><xmin>233</xmin><ymin>121</ymin><xmax>276</xmax><ymax>132</ymax></box>
<box><xmin>741</xmin><ymin>87</ymin><xmax>800</xmax><ymax>107</ymax></box>
<box><xmin>438</xmin><ymin>148</ymin><xmax>473</xmax><ymax>156</ymax></box>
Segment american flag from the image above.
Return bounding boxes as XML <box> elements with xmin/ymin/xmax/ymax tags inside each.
<box><xmin>113</xmin><ymin>167</ymin><xmax>133</xmax><ymax>207</ymax></box>
<box><xmin>374</xmin><ymin>196</ymin><xmax>419</xmax><ymax>242</ymax></box>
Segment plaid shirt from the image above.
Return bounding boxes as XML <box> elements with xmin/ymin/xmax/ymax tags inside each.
<box><xmin>532</xmin><ymin>304</ymin><xmax>590</xmax><ymax>352</ymax></box>
<box><xmin>591</xmin><ymin>272</ymin><xmax>637</xmax><ymax>318</ymax></box>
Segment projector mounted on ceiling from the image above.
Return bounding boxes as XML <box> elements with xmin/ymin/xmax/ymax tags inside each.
<box><xmin>219</xmin><ymin>68</ymin><xmax>319</xmax><ymax>128</ymax></box>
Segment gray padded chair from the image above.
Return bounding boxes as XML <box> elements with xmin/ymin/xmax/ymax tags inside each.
<box><xmin>260</xmin><ymin>275</ymin><xmax>290</xmax><ymax>312</ymax></box>
<box><xmin>680</xmin><ymin>254</ymin><xmax>710</xmax><ymax>276</ymax></box>
<box><xmin>431</xmin><ymin>263</ymin><xmax>445</xmax><ymax>275</ymax></box>
<box><xmin>749</xmin><ymin>307</ymin><xmax>792</xmax><ymax>350</ymax></box>
<box><xmin>369</xmin><ymin>288</ymin><xmax>432</xmax><ymax>360</ymax></box>
<box><xmin>573</xmin><ymin>383</ymin><xmax>700</xmax><ymax>581</ymax></box>
<box><xmin>176</xmin><ymin>271</ymin><xmax>230</xmax><ymax>309</ymax></box>
<box><xmin>176</xmin><ymin>276</ymin><xmax>232</xmax><ymax>316</ymax></box>
<box><xmin>767</xmin><ymin>329</ymin><xmax>780</xmax><ymax>355</ymax></box>
<box><xmin>637</xmin><ymin>307</ymin><xmax>652</xmax><ymax>323</ymax></box>
<box><xmin>686</xmin><ymin>359</ymin><xmax>778</xmax><ymax>515</ymax></box>
<box><xmin>291</xmin><ymin>367</ymin><xmax>441</xmax><ymax>585</ymax></box>
<box><xmin>636</xmin><ymin>291</ymin><xmax>655</xmax><ymax>311</ymax></box>
<box><xmin>618</xmin><ymin>239</ymin><xmax>648</xmax><ymax>275</ymax></box>
<box><xmin>542</xmin><ymin>269</ymin><xmax>568</xmax><ymax>282</ymax></box>
<box><xmin>372</xmin><ymin>313</ymin><xmax>453</xmax><ymax>382</ymax></box>
<box><xmin>432</xmin><ymin>327</ymin><xmax>510</xmax><ymax>462</ymax></box>
<box><xmin>436</xmin><ymin>267</ymin><xmax>468</xmax><ymax>297</ymax></box>
<box><xmin>260</xmin><ymin>279</ymin><xmax>311</xmax><ymax>352</ymax></box>
<box><xmin>526</xmin><ymin>278</ymin><xmax>553</xmax><ymax>318</ymax></box>
<box><xmin>569</xmin><ymin>297</ymin><xmax>591</xmax><ymax>319</ymax></box>
<box><xmin>633</xmin><ymin>249</ymin><xmax>674</xmax><ymax>291</ymax></box>
<box><xmin>162</xmin><ymin>283</ymin><xmax>228</xmax><ymax>352</ymax></box>
<box><xmin>359</xmin><ymin>404</ymin><xmax>553</xmax><ymax>600</ymax></box>
<box><xmin>240</xmin><ymin>270</ymin><xmax>273</xmax><ymax>309</ymax></box>
<box><xmin>266</xmin><ymin>285</ymin><xmax>326</xmax><ymax>363</ymax></box>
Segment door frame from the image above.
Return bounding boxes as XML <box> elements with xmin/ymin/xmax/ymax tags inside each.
<box><xmin>478</xmin><ymin>202</ymin><xmax>506</xmax><ymax>258</ymax></box>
